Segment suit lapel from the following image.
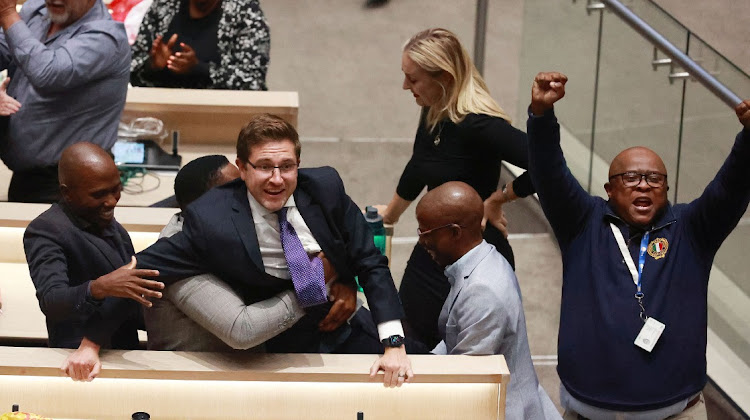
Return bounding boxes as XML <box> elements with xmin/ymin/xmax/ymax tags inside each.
<box><xmin>294</xmin><ymin>188</ymin><xmax>339</xmax><ymax>263</ymax></box>
<box><xmin>230</xmin><ymin>184</ymin><xmax>265</xmax><ymax>271</ymax></box>
<box><xmin>81</xmin><ymin>231</ymin><xmax>124</xmax><ymax>270</ymax></box>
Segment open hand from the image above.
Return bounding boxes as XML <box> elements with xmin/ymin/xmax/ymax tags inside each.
<box><xmin>89</xmin><ymin>256</ymin><xmax>163</xmax><ymax>307</ymax></box>
<box><xmin>61</xmin><ymin>337</ymin><xmax>101</xmax><ymax>382</ymax></box>
<box><xmin>531</xmin><ymin>72</ymin><xmax>568</xmax><ymax>116</ymax></box>
<box><xmin>149</xmin><ymin>34</ymin><xmax>178</xmax><ymax>70</ymax></box>
<box><xmin>369</xmin><ymin>346</ymin><xmax>414</xmax><ymax>388</ymax></box>
<box><xmin>0</xmin><ymin>78</ymin><xmax>20</xmax><ymax>116</ymax></box>
<box><xmin>167</xmin><ymin>42</ymin><xmax>199</xmax><ymax>75</ymax></box>
<box><xmin>483</xmin><ymin>192</ymin><xmax>509</xmax><ymax>238</ymax></box>
<box><xmin>736</xmin><ymin>100</ymin><xmax>750</xmax><ymax>129</ymax></box>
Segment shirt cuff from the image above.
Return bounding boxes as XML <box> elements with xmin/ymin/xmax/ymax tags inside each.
<box><xmin>527</xmin><ymin>106</ymin><xmax>556</xmax><ymax>119</ymax></box>
<box><xmin>376</xmin><ymin>319</ymin><xmax>405</xmax><ymax>341</ymax></box>
<box><xmin>85</xmin><ymin>281</ymin><xmax>103</xmax><ymax>303</ymax></box>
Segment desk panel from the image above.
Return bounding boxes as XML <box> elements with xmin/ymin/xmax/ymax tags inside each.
<box><xmin>0</xmin><ymin>348</ymin><xmax>509</xmax><ymax>420</ymax></box>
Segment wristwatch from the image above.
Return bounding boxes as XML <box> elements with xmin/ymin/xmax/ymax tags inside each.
<box><xmin>381</xmin><ymin>335</ymin><xmax>405</xmax><ymax>348</ymax></box>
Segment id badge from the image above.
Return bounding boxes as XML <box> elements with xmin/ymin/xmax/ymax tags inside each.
<box><xmin>634</xmin><ymin>317</ymin><xmax>665</xmax><ymax>352</ymax></box>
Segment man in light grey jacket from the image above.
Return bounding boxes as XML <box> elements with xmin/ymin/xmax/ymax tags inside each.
<box><xmin>145</xmin><ymin>155</ymin><xmax>356</xmax><ymax>351</ymax></box>
<box><xmin>416</xmin><ymin>181</ymin><xmax>560</xmax><ymax>420</ymax></box>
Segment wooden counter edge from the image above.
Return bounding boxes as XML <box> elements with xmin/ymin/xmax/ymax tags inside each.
<box><xmin>0</xmin><ymin>347</ymin><xmax>509</xmax><ymax>385</ymax></box>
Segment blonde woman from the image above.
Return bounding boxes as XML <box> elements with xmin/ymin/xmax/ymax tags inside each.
<box><xmin>377</xmin><ymin>28</ymin><xmax>535</xmax><ymax>348</ymax></box>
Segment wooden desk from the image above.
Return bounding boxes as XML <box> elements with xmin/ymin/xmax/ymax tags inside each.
<box><xmin>123</xmin><ymin>88</ymin><xmax>299</xmax><ymax>144</ymax></box>
<box><xmin>0</xmin><ymin>202</ymin><xmax>175</xmax><ymax>233</ymax></box>
<box><xmin>0</xmin><ymin>347</ymin><xmax>510</xmax><ymax>419</ymax></box>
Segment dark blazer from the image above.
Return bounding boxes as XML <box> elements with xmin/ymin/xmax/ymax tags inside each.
<box><xmin>136</xmin><ymin>167</ymin><xmax>404</xmax><ymax>351</ymax></box>
<box><xmin>23</xmin><ymin>203</ymin><xmax>142</xmax><ymax>349</ymax></box>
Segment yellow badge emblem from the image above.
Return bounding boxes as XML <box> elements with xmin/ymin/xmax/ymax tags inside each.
<box><xmin>647</xmin><ymin>238</ymin><xmax>669</xmax><ymax>259</ymax></box>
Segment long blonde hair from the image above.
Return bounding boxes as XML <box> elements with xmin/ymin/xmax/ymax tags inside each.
<box><xmin>404</xmin><ymin>28</ymin><xmax>511</xmax><ymax>132</ymax></box>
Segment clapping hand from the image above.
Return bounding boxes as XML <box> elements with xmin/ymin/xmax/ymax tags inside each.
<box><xmin>531</xmin><ymin>72</ymin><xmax>568</xmax><ymax>116</ymax></box>
<box><xmin>167</xmin><ymin>42</ymin><xmax>199</xmax><ymax>75</ymax></box>
<box><xmin>149</xmin><ymin>34</ymin><xmax>178</xmax><ymax>70</ymax></box>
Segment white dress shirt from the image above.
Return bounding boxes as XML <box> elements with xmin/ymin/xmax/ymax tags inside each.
<box><xmin>247</xmin><ymin>192</ymin><xmax>403</xmax><ymax>341</ymax></box>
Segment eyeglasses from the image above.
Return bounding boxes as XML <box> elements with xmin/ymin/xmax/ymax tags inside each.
<box><xmin>246</xmin><ymin>161</ymin><xmax>298</xmax><ymax>175</ymax></box>
<box><xmin>417</xmin><ymin>223</ymin><xmax>462</xmax><ymax>236</ymax></box>
<box><xmin>609</xmin><ymin>171</ymin><xmax>667</xmax><ymax>188</ymax></box>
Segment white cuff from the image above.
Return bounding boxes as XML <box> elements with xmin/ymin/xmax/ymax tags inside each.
<box><xmin>376</xmin><ymin>319</ymin><xmax>405</xmax><ymax>341</ymax></box>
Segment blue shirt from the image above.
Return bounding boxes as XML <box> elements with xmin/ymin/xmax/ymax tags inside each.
<box><xmin>0</xmin><ymin>0</ymin><xmax>130</xmax><ymax>171</ymax></box>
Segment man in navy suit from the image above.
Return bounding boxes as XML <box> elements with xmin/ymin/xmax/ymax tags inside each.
<box><xmin>24</xmin><ymin>142</ymin><xmax>164</xmax><ymax>381</ymax></box>
<box><xmin>133</xmin><ymin>114</ymin><xmax>413</xmax><ymax>386</ymax></box>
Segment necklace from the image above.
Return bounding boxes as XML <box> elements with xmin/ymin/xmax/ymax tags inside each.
<box><xmin>433</xmin><ymin>122</ymin><xmax>444</xmax><ymax>146</ymax></box>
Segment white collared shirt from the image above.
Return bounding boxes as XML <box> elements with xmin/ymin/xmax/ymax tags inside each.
<box><xmin>247</xmin><ymin>191</ymin><xmax>321</xmax><ymax>280</ymax></box>
<box><xmin>246</xmin><ymin>191</ymin><xmax>403</xmax><ymax>341</ymax></box>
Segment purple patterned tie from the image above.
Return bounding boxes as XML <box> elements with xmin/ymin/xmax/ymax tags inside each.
<box><xmin>277</xmin><ymin>207</ymin><xmax>327</xmax><ymax>307</ymax></box>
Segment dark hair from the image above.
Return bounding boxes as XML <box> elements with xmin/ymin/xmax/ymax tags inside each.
<box><xmin>236</xmin><ymin>114</ymin><xmax>301</xmax><ymax>163</ymax></box>
<box><xmin>174</xmin><ymin>155</ymin><xmax>231</xmax><ymax>210</ymax></box>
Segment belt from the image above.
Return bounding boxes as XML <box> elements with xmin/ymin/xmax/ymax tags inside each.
<box><xmin>685</xmin><ymin>393</ymin><xmax>702</xmax><ymax>410</ymax></box>
<box><xmin>574</xmin><ymin>393</ymin><xmax>702</xmax><ymax>420</ymax></box>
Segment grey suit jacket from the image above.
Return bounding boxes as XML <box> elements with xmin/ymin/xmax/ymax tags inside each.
<box><xmin>144</xmin><ymin>214</ymin><xmax>305</xmax><ymax>351</ymax></box>
<box><xmin>433</xmin><ymin>241</ymin><xmax>561</xmax><ymax>420</ymax></box>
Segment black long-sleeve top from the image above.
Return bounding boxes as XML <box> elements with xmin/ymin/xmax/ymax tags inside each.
<box><xmin>397</xmin><ymin>111</ymin><xmax>535</xmax><ymax>202</ymax></box>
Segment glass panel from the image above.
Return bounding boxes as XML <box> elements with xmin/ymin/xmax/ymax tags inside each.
<box><xmin>679</xmin><ymin>36</ymin><xmax>750</xmax><ymax>366</ymax></box>
<box><xmin>515</xmin><ymin>0</ymin><xmax>600</xmax><ymax>191</ymax></box>
<box><xmin>590</xmin><ymin>9</ymin><xmax>685</xmax><ymax>198</ymax></box>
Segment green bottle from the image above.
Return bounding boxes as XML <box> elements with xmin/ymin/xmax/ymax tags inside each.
<box><xmin>364</xmin><ymin>206</ymin><xmax>386</xmax><ymax>255</ymax></box>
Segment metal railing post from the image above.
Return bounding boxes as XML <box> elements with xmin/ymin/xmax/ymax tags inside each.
<box><xmin>473</xmin><ymin>0</ymin><xmax>489</xmax><ymax>75</ymax></box>
<box><xmin>600</xmin><ymin>0</ymin><xmax>742</xmax><ymax>107</ymax></box>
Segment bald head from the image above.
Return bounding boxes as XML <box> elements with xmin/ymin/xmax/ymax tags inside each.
<box><xmin>59</xmin><ymin>142</ymin><xmax>118</xmax><ymax>187</ymax></box>
<box><xmin>416</xmin><ymin>182</ymin><xmax>484</xmax><ymax>266</ymax></box>
<box><xmin>59</xmin><ymin>142</ymin><xmax>122</xmax><ymax>229</ymax></box>
<box><xmin>608</xmin><ymin>147</ymin><xmax>667</xmax><ymax>178</ymax></box>
<box><xmin>605</xmin><ymin>146</ymin><xmax>669</xmax><ymax>228</ymax></box>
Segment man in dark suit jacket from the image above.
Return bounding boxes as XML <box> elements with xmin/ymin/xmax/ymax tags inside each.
<box><xmin>135</xmin><ymin>114</ymin><xmax>413</xmax><ymax>387</ymax></box>
<box><xmin>23</xmin><ymin>142</ymin><xmax>163</xmax><ymax>381</ymax></box>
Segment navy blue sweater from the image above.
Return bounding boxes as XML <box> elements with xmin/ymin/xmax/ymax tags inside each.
<box><xmin>527</xmin><ymin>108</ymin><xmax>750</xmax><ymax>411</ymax></box>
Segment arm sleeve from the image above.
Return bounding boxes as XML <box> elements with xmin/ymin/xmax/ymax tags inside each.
<box><xmin>395</xmin><ymin>156</ymin><xmax>425</xmax><ymax>201</ymax></box>
<box><xmin>135</xmin><ymin>208</ymin><xmax>207</xmax><ymax>280</ymax></box>
<box><xmin>327</xmin><ymin>169</ymin><xmax>405</xmax><ymax>324</ymax></box>
<box><xmin>685</xmin><ymin>128</ymin><xmax>750</xmax><ymax>255</ymax></box>
<box><xmin>5</xmin><ymin>20</ymin><xmax>128</xmax><ymax>94</ymax></box>
<box><xmin>475</xmin><ymin>116</ymin><xmax>536</xmax><ymax>198</ymax></box>
<box><xmin>167</xmin><ymin>274</ymin><xmax>305</xmax><ymax>349</ymax></box>
<box><xmin>448</xmin><ymin>283</ymin><xmax>516</xmax><ymax>356</ymax></box>
<box><xmin>527</xmin><ymin>108</ymin><xmax>597</xmax><ymax>245</ymax></box>
<box><xmin>206</xmin><ymin>0</ymin><xmax>268</xmax><ymax>90</ymax></box>
<box><xmin>23</xmin><ymin>222</ymin><xmax>102</xmax><ymax>322</ymax></box>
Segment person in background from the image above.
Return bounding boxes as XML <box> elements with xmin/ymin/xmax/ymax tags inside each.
<box><xmin>416</xmin><ymin>181</ymin><xmax>560</xmax><ymax>419</ymax></box>
<box><xmin>24</xmin><ymin>143</ymin><xmax>164</xmax><ymax>381</ymax></box>
<box><xmin>376</xmin><ymin>28</ymin><xmax>535</xmax><ymax>348</ymax></box>
<box><xmin>130</xmin><ymin>0</ymin><xmax>269</xmax><ymax>89</ymax></box>
<box><xmin>146</xmin><ymin>155</ymin><xmax>356</xmax><ymax>351</ymax></box>
<box><xmin>528</xmin><ymin>71</ymin><xmax>750</xmax><ymax>419</ymax></box>
<box><xmin>0</xmin><ymin>0</ymin><xmax>131</xmax><ymax>203</ymax></box>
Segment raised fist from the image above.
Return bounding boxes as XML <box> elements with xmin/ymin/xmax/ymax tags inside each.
<box><xmin>531</xmin><ymin>72</ymin><xmax>568</xmax><ymax>116</ymax></box>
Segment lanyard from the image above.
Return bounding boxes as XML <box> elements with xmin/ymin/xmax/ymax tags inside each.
<box><xmin>610</xmin><ymin>223</ymin><xmax>650</xmax><ymax>322</ymax></box>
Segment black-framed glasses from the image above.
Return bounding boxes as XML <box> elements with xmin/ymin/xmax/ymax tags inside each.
<box><xmin>609</xmin><ymin>171</ymin><xmax>667</xmax><ymax>188</ymax></box>
<box><xmin>246</xmin><ymin>161</ymin><xmax>298</xmax><ymax>175</ymax></box>
<box><xmin>417</xmin><ymin>223</ymin><xmax>462</xmax><ymax>236</ymax></box>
